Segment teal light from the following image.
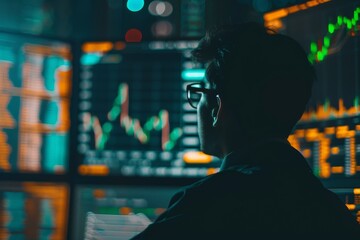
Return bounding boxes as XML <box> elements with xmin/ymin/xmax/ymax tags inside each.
<box><xmin>44</xmin><ymin>101</ymin><xmax>59</xmax><ymax>125</ymax></box>
<box><xmin>181</xmin><ymin>69</ymin><xmax>205</xmax><ymax>81</ymax></box>
<box><xmin>0</xmin><ymin>48</ymin><xmax>15</xmax><ymax>62</ymax></box>
<box><xmin>81</xmin><ymin>53</ymin><xmax>102</xmax><ymax>65</ymax></box>
<box><xmin>103</xmin><ymin>122</ymin><xmax>113</xmax><ymax>133</ymax></box>
<box><xmin>127</xmin><ymin>0</ymin><xmax>144</xmax><ymax>12</ymax></box>
<box><xmin>63</xmin><ymin>60</ymin><xmax>71</xmax><ymax>67</ymax></box>
<box><xmin>44</xmin><ymin>56</ymin><xmax>64</xmax><ymax>91</ymax></box>
<box><xmin>44</xmin><ymin>134</ymin><xmax>68</xmax><ymax>172</ymax></box>
<box><xmin>40</xmin><ymin>200</ymin><xmax>54</xmax><ymax>228</ymax></box>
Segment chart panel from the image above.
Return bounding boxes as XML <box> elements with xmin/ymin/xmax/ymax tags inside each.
<box><xmin>72</xmin><ymin>185</ymin><xmax>177</xmax><ymax>240</ymax></box>
<box><xmin>77</xmin><ymin>41</ymin><xmax>220</xmax><ymax>177</ymax></box>
<box><xmin>330</xmin><ymin>188</ymin><xmax>360</xmax><ymax>224</ymax></box>
<box><xmin>265</xmin><ymin>1</ymin><xmax>360</xmax><ymax>184</ymax></box>
<box><xmin>0</xmin><ymin>182</ymin><xmax>68</xmax><ymax>240</ymax></box>
<box><xmin>0</xmin><ymin>32</ymin><xmax>72</xmax><ymax>173</ymax></box>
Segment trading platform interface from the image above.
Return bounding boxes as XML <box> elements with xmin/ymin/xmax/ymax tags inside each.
<box><xmin>265</xmin><ymin>1</ymin><xmax>360</xmax><ymax>184</ymax></box>
<box><xmin>77</xmin><ymin>1</ymin><xmax>360</xmax><ymax>185</ymax></box>
<box><xmin>0</xmin><ymin>182</ymin><xmax>68</xmax><ymax>240</ymax></box>
<box><xmin>0</xmin><ymin>32</ymin><xmax>72</xmax><ymax>173</ymax></box>
<box><xmin>73</xmin><ymin>185</ymin><xmax>177</xmax><ymax>239</ymax></box>
<box><xmin>77</xmin><ymin>41</ymin><xmax>220</xmax><ymax>177</ymax></box>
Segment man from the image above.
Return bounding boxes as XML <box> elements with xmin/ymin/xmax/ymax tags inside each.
<box><xmin>131</xmin><ymin>22</ymin><xmax>359</xmax><ymax>239</ymax></box>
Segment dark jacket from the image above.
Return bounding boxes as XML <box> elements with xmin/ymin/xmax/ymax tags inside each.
<box><xmin>131</xmin><ymin>140</ymin><xmax>359</xmax><ymax>239</ymax></box>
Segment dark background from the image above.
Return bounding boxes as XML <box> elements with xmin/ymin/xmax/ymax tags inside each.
<box><xmin>0</xmin><ymin>0</ymin><xmax>316</xmax><ymax>40</ymax></box>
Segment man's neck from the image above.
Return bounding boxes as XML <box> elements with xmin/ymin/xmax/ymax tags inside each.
<box><xmin>219</xmin><ymin>137</ymin><xmax>290</xmax><ymax>171</ymax></box>
<box><xmin>221</xmin><ymin>136</ymin><xmax>288</xmax><ymax>159</ymax></box>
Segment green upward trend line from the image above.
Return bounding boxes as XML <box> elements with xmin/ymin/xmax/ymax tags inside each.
<box><xmin>308</xmin><ymin>7</ymin><xmax>360</xmax><ymax>63</ymax></box>
<box><xmin>88</xmin><ymin>83</ymin><xmax>183</xmax><ymax>151</ymax></box>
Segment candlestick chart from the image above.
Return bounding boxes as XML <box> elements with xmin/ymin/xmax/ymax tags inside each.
<box><xmin>77</xmin><ymin>41</ymin><xmax>216</xmax><ymax>176</ymax></box>
<box><xmin>278</xmin><ymin>1</ymin><xmax>360</xmax><ymax>183</ymax></box>
<box><xmin>82</xmin><ymin>83</ymin><xmax>182</xmax><ymax>152</ymax></box>
<box><xmin>0</xmin><ymin>32</ymin><xmax>72</xmax><ymax>173</ymax></box>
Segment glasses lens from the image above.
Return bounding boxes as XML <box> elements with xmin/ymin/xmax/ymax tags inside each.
<box><xmin>187</xmin><ymin>83</ymin><xmax>203</xmax><ymax>108</ymax></box>
<box><xmin>189</xmin><ymin>90</ymin><xmax>202</xmax><ymax>108</ymax></box>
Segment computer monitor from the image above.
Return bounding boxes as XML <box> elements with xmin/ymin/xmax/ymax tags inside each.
<box><xmin>72</xmin><ymin>185</ymin><xmax>178</xmax><ymax>240</ymax></box>
<box><xmin>75</xmin><ymin>1</ymin><xmax>360</xmax><ymax>185</ymax></box>
<box><xmin>71</xmin><ymin>184</ymin><xmax>360</xmax><ymax>240</ymax></box>
<box><xmin>0</xmin><ymin>181</ymin><xmax>68</xmax><ymax>239</ymax></box>
<box><xmin>72</xmin><ymin>1</ymin><xmax>360</xmax><ymax>238</ymax></box>
<box><xmin>75</xmin><ymin>40</ymin><xmax>221</xmax><ymax>177</ymax></box>
<box><xmin>0</xmin><ymin>31</ymin><xmax>72</xmax><ymax>173</ymax></box>
<box><xmin>265</xmin><ymin>0</ymin><xmax>360</xmax><ymax>186</ymax></box>
<box><xmin>330</xmin><ymin>188</ymin><xmax>360</xmax><ymax>223</ymax></box>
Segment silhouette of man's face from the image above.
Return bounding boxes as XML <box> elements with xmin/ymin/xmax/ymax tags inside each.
<box><xmin>197</xmin><ymin>80</ymin><xmax>221</xmax><ymax>157</ymax></box>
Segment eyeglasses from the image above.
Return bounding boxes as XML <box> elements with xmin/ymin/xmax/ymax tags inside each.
<box><xmin>186</xmin><ymin>82</ymin><xmax>218</xmax><ymax>109</ymax></box>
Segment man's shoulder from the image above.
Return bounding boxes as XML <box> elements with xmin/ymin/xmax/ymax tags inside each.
<box><xmin>184</xmin><ymin>166</ymin><xmax>262</xmax><ymax>192</ymax></box>
<box><xmin>168</xmin><ymin>167</ymin><xmax>264</xmax><ymax>208</ymax></box>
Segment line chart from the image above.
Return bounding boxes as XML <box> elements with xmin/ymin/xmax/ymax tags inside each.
<box><xmin>308</xmin><ymin>7</ymin><xmax>360</xmax><ymax>63</ymax></box>
<box><xmin>82</xmin><ymin>83</ymin><xmax>183</xmax><ymax>151</ymax></box>
<box><xmin>279</xmin><ymin>1</ymin><xmax>360</xmax><ymax>181</ymax></box>
<box><xmin>280</xmin><ymin>4</ymin><xmax>360</xmax><ymax>123</ymax></box>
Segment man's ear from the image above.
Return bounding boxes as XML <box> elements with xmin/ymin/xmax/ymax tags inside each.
<box><xmin>211</xmin><ymin>95</ymin><xmax>222</xmax><ymax>127</ymax></box>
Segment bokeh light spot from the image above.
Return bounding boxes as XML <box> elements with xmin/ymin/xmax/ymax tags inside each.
<box><xmin>151</xmin><ymin>21</ymin><xmax>173</xmax><ymax>37</ymax></box>
<box><xmin>125</xmin><ymin>29</ymin><xmax>143</xmax><ymax>42</ymax></box>
<box><xmin>148</xmin><ymin>1</ymin><xmax>173</xmax><ymax>17</ymax></box>
<box><xmin>127</xmin><ymin>0</ymin><xmax>144</xmax><ymax>12</ymax></box>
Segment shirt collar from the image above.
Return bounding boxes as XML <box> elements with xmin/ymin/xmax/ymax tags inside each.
<box><xmin>219</xmin><ymin>138</ymin><xmax>290</xmax><ymax>171</ymax></box>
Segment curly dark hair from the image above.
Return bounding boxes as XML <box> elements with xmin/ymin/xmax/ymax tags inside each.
<box><xmin>192</xmin><ymin>22</ymin><xmax>316</xmax><ymax>137</ymax></box>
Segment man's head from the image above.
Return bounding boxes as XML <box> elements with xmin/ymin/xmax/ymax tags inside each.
<box><xmin>187</xmin><ymin>22</ymin><xmax>316</xmax><ymax>157</ymax></box>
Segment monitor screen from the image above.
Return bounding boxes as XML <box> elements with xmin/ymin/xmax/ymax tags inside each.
<box><xmin>0</xmin><ymin>182</ymin><xmax>68</xmax><ymax>239</ymax></box>
<box><xmin>76</xmin><ymin>1</ymin><xmax>360</xmax><ymax>184</ymax></box>
<box><xmin>330</xmin><ymin>188</ymin><xmax>360</xmax><ymax>224</ymax></box>
<box><xmin>0</xmin><ymin>32</ymin><xmax>72</xmax><ymax>173</ymax></box>
<box><xmin>72</xmin><ymin>185</ymin><xmax>360</xmax><ymax>240</ymax></box>
<box><xmin>265</xmin><ymin>0</ymin><xmax>360</xmax><ymax>185</ymax></box>
<box><xmin>76</xmin><ymin>41</ymin><xmax>221</xmax><ymax>177</ymax></box>
<box><xmin>72</xmin><ymin>185</ymin><xmax>178</xmax><ymax>240</ymax></box>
